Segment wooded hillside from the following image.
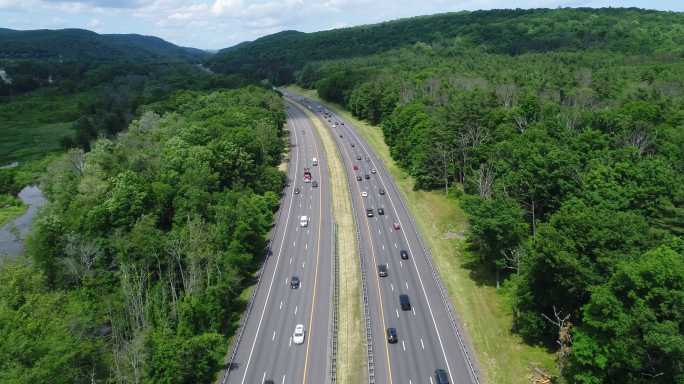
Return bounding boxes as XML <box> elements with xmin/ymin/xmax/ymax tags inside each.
<box><xmin>208</xmin><ymin>8</ymin><xmax>684</xmax><ymax>84</ymax></box>
<box><xmin>0</xmin><ymin>86</ymin><xmax>286</xmax><ymax>383</ymax></box>
<box><xmin>263</xmin><ymin>8</ymin><xmax>683</xmax><ymax>383</ymax></box>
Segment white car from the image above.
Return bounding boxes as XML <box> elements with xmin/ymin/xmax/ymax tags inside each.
<box><xmin>361</xmin><ymin>191</ymin><xmax>368</xmax><ymax>197</ymax></box>
<box><xmin>300</xmin><ymin>216</ymin><xmax>309</xmax><ymax>227</ymax></box>
<box><xmin>293</xmin><ymin>324</ymin><xmax>305</xmax><ymax>345</ymax></box>
<box><xmin>371</xmin><ymin>168</ymin><xmax>377</xmax><ymax>174</ymax></box>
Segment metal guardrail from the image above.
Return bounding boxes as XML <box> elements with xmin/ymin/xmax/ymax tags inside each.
<box><xmin>300</xmin><ymin>92</ymin><xmax>480</xmax><ymax>384</ymax></box>
<box><xmin>348</xmin><ymin>116</ymin><xmax>482</xmax><ymax>384</ymax></box>
<box><xmin>220</xmin><ymin>229</ymin><xmax>279</xmax><ymax>384</ymax></box>
<box><xmin>311</xmin><ymin>101</ymin><xmax>375</xmax><ymax>384</ymax></box>
<box><xmin>329</xmin><ymin>223</ymin><xmax>339</xmax><ymax>384</ymax></box>
<box><xmin>338</xmin><ymin>127</ymin><xmax>376</xmax><ymax>384</ymax></box>
<box><xmin>355</xmin><ymin>206</ymin><xmax>376</xmax><ymax>384</ymax></box>
<box><xmin>392</xmin><ymin>183</ymin><xmax>481</xmax><ymax>384</ymax></box>
<box><xmin>219</xmin><ymin>115</ymin><xmax>293</xmax><ymax>384</ymax></box>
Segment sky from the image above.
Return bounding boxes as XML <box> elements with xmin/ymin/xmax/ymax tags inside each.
<box><xmin>1</xmin><ymin>0</ymin><xmax>683</xmax><ymax>50</ymax></box>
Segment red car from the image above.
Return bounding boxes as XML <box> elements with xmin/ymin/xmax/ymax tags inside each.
<box><xmin>393</xmin><ymin>222</ymin><xmax>401</xmax><ymax>230</ymax></box>
<box><xmin>353</xmin><ymin>165</ymin><xmax>358</xmax><ymax>170</ymax></box>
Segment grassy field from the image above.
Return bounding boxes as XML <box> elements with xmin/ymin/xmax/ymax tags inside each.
<box><xmin>295</xmin><ymin>100</ymin><xmax>366</xmax><ymax>384</ymax></box>
<box><xmin>0</xmin><ymin>89</ymin><xmax>89</xmax><ymax>165</ymax></box>
<box><xmin>0</xmin><ymin>194</ymin><xmax>27</xmax><ymax>228</ymax></box>
<box><xmin>286</xmin><ymin>85</ymin><xmax>557</xmax><ymax>383</ymax></box>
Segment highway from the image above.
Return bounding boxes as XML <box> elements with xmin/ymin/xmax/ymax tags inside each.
<box><xmin>285</xmin><ymin>92</ymin><xmax>478</xmax><ymax>384</ymax></box>
<box><xmin>222</xmin><ymin>101</ymin><xmax>334</xmax><ymax>384</ymax></box>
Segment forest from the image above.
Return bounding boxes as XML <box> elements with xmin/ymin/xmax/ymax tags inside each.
<box><xmin>0</xmin><ymin>86</ymin><xmax>287</xmax><ymax>383</ymax></box>
<box><xmin>232</xmin><ymin>8</ymin><xmax>684</xmax><ymax>384</ymax></box>
<box><xmin>1</xmin><ymin>7</ymin><xmax>683</xmax><ymax>384</ymax></box>
<box><xmin>209</xmin><ymin>8</ymin><xmax>684</xmax><ymax>84</ymax></box>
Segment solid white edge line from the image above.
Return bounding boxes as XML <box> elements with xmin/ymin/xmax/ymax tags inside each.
<box><xmin>333</xmin><ymin>102</ymin><xmax>460</xmax><ymax>384</ymax></box>
<box><xmin>239</xmin><ymin>107</ymin><xmax>301</xmax><ymax>384</ymax></box>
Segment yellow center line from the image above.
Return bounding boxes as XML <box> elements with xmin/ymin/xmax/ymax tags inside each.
<box><xmin>342</xmin><ymin>134</ymin><xmax>395</xmax><ymax>384</ymax></box>
<box><xmin>298</xmin><ymin>100</ymin><xmax>394</xmax><ymax>384</ymax></box>
<box><xmin>297</xmin><ymin>101</ymin><xmax>324</xmax><ymax>384</ymax></box>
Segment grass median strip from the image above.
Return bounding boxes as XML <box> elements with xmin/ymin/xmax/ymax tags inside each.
<box><xmin>291</xmin><ymin>99</ymin><xmax>366</xmax><ymax>384</ymax></box>
<box><xmin>286</xmin><ymin>85</ymin><xmax>557</xmax><ymax>384</ymax></box>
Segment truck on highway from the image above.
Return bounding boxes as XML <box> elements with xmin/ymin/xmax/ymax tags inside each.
<box><xmin>303</xmin><ymin>168</ymin><xmax>312</xmax><ymax>183</ymax></box>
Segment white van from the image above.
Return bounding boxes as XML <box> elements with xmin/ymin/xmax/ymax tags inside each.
<box><xmin>300</xmin><ymin>216</ymin><xmax>309</xmax><ymax>227</ymax></box>
<box><xmin>312</xmin><ymin>157</ymin><xmax>318</xmax><ymax>166</ymax></box>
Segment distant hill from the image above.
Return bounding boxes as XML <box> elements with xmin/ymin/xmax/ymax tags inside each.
<box><xmin>207</xmin><ymin>8</ymin><xmax>684</xmax><ymax>84</ymax></box>
<box><xmin>0</xmin><ymin>28</ymin><xmax>208</xmax><ymax>62</ymax></box>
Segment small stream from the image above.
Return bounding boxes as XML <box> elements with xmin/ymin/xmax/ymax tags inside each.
<box><xmin>0</xmin><ymin>186</ymin><xmax>46</xmax><ymax>258</ymax></box>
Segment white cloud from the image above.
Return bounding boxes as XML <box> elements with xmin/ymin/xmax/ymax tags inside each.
<box><xmin>87</xmin><ymin>17</ymin><xmax>102</xmax><ymax>30</ymax></box>
<box><xmin>211</xmin><ymin>0</ymin><xmax>241</xmax><ymax>15</ymax></box>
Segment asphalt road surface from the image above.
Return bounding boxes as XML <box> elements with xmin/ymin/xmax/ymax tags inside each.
<box><xmin>223</xmin><ymin>101</ymin><xmax>334</xmax><ymax>384</ymax></box>
<box><xmin>285</xmin><ymin>92</ymin><xmax>478</xmax><ymax>384</ymax></box>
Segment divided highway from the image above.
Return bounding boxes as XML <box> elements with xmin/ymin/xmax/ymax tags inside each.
<box><xmin>285</xmin><ymin>92</ymin><xmax>479</xmax><ymax>384</ymax></box>
<box><xmin>222</xmin><ymin>102</ymin><xmax>334</xmax><ymax>384</ymax></box>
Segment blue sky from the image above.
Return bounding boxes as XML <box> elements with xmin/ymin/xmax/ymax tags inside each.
<box><xmin>1</xmin><ymin>0</ymin><xmax>682</xmax><ymax>49</ymax></box>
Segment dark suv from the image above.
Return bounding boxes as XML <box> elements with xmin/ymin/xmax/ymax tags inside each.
<box><xmin>386</xmin><ymin>327</ymin><xmax>398</xmax><ymax>343</ymax></box>
<box><xmin>400</xmin><ymin>250</ymin><xmax>409</xmax><ymax>260</ymax></box>
<box><xmin>378</xmin><ymin>264</ymin><xmax>388</xmax><ymax>277</ymax></box>
<box><xmin>399</xmin><ymin>294</ymin><xmax>411</xmax><ymax>310</ymax></box>
<box><xmin>290</xmin><ymin>276</ymin><xmax>300</xmax><ymax>289</ymax></box>
<box><xmin>435</xmin><ymin>369</ymin><xmax>449</xmax><ymax>384</ymax></box>
<box><xmin>378</xmin><ymin>208</ymin><xmax>385</xmax><ymax>215</ymax></box>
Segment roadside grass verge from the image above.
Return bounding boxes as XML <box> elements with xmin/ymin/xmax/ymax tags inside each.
<box><xmin>286</xmin><ymin>85</ymin><xmax>557</xmax><ymax>383</ymax></box>
<box><xmin>293</xmin><ymin>100</ymin><xmax>366</xmax><ymax>384</ymax></box>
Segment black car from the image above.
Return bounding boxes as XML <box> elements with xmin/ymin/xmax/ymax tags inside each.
<box><xmin>379</xmin><ymin>188</ymin><xmax>385</xmax><ymax>195</ymax></box>
<box><xmin>435</xmin><ymin>369</ymin><xmax>449</xmax><ymax>384</ymax></box>
<box><xmin>264</xmin><ymin>381</ymin><xmax>275</xmax><ymax>384</ymax></box>
<box><xmin>378</xmin><ymin>264</ymin><xmax>388</xmax><ymax>277</ymax></box>
<box><xmin>290</xmin><ymin>276</ymin><xmax>300</xmax><ymax>289</ymax></box>
<box><xmin>399</xmin><ymin>294</ymin><xmax>411</xmax><ymax>310</ymax></box>
<box><xmin>357</xmin><ymin>155</ymin><xmax>362</xmax><ymax>160</ymax></box>
<box><xmin>378</xmin><ymin>208</ymin><xmax>385</xmax><ymax>215</ymax></box>
<box><xmin>367</xmin><ymin>208</ymin><xmax>374</xmax><ymax>217</ymax></box>
<box><xmin>364</xmin><ymin>174</ymin><xmax>370</xmax><ymax>180</ymax></box>
<box><xmin>339</xmin><ymin>134</ymin><xmax>343</xmax><ymax>138</ymax></box>
<box><xmin>294</xmin><ymin>187</ymin><xmax>300</xmax><ymax>194</ymax></box>
<box><xmin>400</xmin><ymin>250</ymin><xmax>409</xmax><ymax>260</ymax></box>
<box><xmin>386</xmin><ymin>327</ymin><xmax>398</xmax><ymax>343</ymax></box>
<box><xmin>351</xmin><ymin>143</ymin><xmax>355</xmax><ymax>147</ymax></box>
<box><xmin>312</xmin><ymin>181</ymin><xmax>319</xmax><ymax>187</ymax></box>
<box><xmin>356</xmin><ymin>175</ymin><xmax>362</xmax><ymax>181</ymax></box>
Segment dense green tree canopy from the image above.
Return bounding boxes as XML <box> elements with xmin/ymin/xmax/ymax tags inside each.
<box><xmin>273</xmin><ymin>7</ymin><xmax>684</xmax><ymax>383</ymax></box>
<box><xmin>0</xmin><ymin>86</ymin><xmax>286</xmax><ymax>383</ymax></box>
